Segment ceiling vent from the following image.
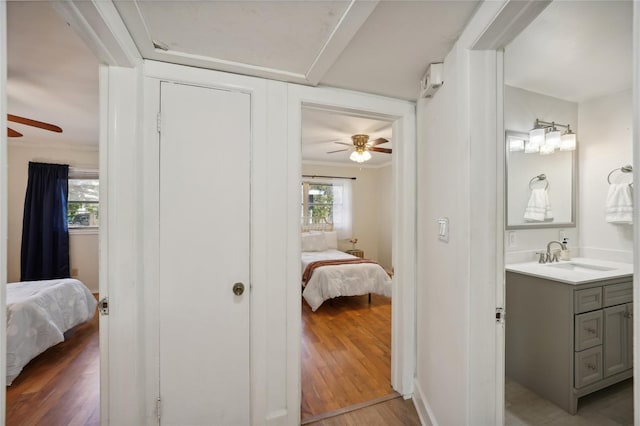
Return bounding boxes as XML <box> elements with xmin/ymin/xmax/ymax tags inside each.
<box><xmin>419</xmin><ymin>62</ymin><xmax>444</xmax><ymax>99</ymax></box>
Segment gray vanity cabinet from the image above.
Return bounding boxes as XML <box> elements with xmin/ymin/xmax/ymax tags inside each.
<box><xmin>506</xmin><ymin>272</ymin><xmax>633</xmax><ymax>415</ymax></box>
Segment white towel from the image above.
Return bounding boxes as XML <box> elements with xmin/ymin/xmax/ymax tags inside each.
<box><xmin>524</xmin><ymin>188</ymin><xmax>553</xmax><ymax>222</ymax></box>
<box><xmin>605</xmin><ymin>183</ymin><xmax>633</xmax><ymax>224</ymax></box>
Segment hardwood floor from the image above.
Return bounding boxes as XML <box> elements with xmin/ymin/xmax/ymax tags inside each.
<box><xmin>301</xmin><ymin>293</ymin><xmax>394</xmax><ymax>421</ymax></box>
<box><xmin>6</xmin><ymin>304</ymin><xmax>100</xmax><ymax>426</ymax></box>
<box><xmin>307</xmin><ymin>395</ymin><xmax>421</xmax><ymax>426</ymax></box>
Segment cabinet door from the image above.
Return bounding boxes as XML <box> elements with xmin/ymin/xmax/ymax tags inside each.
<box><xmin>603</xmin><ymin>304</ymin><xmax>628</xmax><ymax>377</ymax></box>
<box><xmin>626</xmin><ymin>303</ymin><xmax>633</xmax><ymax>370</ymax></box>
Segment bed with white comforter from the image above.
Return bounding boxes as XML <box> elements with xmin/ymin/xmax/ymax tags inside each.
<box><xmin>301</xmin><ymin>247</ymin><xmax>392</xmax><ymax>311</ymax></box>
<box><xmin>6</xmin><ymin>278</ymin><xmax>97</xmax><ymax>385</ymax></box>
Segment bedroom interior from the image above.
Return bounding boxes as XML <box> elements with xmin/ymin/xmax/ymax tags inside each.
<box><xmin>502</xmin><ymin>1</ymin><xmax>634</xmax><ymax>424</ymax></box>
<box><xmin>299</xmin><ymin>105</ymin><xmax>396</xmax><ymax>422</ymax></box>
<box><xmin>5</xmin><ymin>2</ymin><xmax>100</xmax><ymax>424</ymax></box>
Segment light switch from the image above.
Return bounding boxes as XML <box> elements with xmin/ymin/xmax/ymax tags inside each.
<box><xmin>438</xmin><ymin>217</ymin><xmax>449</xmax><ymax>242</ymax></box>
<box><xmin>508</xmin><ymin>231</ymin><xmax>517</xmax><ymax>248</ymax></box>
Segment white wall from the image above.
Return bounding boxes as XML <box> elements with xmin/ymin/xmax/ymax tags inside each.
<box><xmin>7</xmin><ymin>142</ymin><xmax>99</xmax><ymax>291</ymax></box>
<box><xmin>301</xmin><ymin>162</ymin><xmax>392</xmax><ymax>269</ymax></box>
<box><xmin>504</xmin><ymin>85</ymin><xmax>579</xmax><ymax>263</ymax></box>
<box><xmin>579</xmin><ymin>89</ymin><xmax>633</xmax><ymax>262</ymax></box>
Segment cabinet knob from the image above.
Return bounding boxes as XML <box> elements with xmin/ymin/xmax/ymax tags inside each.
<box><xmin>587</xmin><ymin>363</ymin><xmax>597</xmax><ymax>371</ymax></box>
<box><xmin>586</xmin><ymin>327</ymin><xmax>596</xmax><ymax>334</ymax></box>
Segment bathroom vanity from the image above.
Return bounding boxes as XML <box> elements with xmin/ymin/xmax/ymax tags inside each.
<box><xmin>506</xmin><ymin>258</ymin><xmax>633</xmax><ymax>414</ymax></box>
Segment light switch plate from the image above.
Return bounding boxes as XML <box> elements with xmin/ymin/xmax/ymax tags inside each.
<box><xmin>438</xmin><ymin>217</ymin><xmax>449</xmax><ymax>242</ymax></box>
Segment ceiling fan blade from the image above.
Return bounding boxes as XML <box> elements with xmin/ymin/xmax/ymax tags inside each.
<box><xmin>8</xmin><ymin>114</ymin><xmax>63</xmax><ymax>133</ymax></box>
<box><xmin>369</xmin><ymin>147</ymin><xmax>392</xmax><ymax>154</ymax></box>
<box><xmin>8</xmin><ymin>127</ymin><xmax>23</xmax><ymax>137</ymax></box>
<box><xmin>327</xmin><ymin>149</ymin><xmax>350</xmax><ymax>154</ymax></box>
<box><xmin>368</xmin><ymin>137</ymin><xmax>389</xmax><ymax>146</ymax></box>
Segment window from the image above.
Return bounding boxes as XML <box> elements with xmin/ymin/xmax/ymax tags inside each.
<box><xmin>301</xmin><ymin>182</ymin><xmax>335</xmax><ymax>230</ymax></box>
<box><xmin>68</xmin><ymin>170</ymin><xmax>99</xmax><ymax>229</ymax></box>
<box><xmin>300</xmin><ymin>179</ymin><xmax>352</xmax><ymax>237</ymax></box>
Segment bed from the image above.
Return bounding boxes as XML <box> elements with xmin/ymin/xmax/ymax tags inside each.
<box><xmin>301</xmin><ymin>232</ymin><xmax>392</xmax><ymax>311</ymax></box>
<box><xmin>6</xmin><ymin>278</ymin><xmax>97</xmax><ymax>385</ymax></box>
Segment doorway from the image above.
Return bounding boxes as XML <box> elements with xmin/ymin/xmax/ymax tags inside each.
<box><xmin>299</xmin><ymin>106</ymin><xmax>396</xmax><ymax>422</ymax></box>
<box><xmin>502</xmin><ymin>1</ymin><xmax>634</xmax><ymax>423</ymax></box>
<box><xmin>4</xmin><ymin>2</ymin><xmax>101</xmax><ymax>424</ymax></box>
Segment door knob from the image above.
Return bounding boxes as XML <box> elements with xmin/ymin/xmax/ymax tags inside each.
<box><xmin>233</xmin><ymin>282</ymin><xmax>245</xmax><ymax>296</ymax></box>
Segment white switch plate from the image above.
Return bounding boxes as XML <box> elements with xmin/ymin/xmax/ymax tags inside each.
<box><xmin>438</xmin><ymin>217</ymin><xmax>449</xmax><ymax>242</ymax></box>
<box><xmin>508</xmin><ymin>231</ymin><xmax>517</xmax><ymax>248</ymax></box>
<box><xmin>559</xmin><ymin>229</ymin><xmax>566</xmax><ymax>241</ymax></box>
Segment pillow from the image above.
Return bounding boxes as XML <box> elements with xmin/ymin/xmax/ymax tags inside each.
<box><xmin>323</xmin><ymin>231</ymin><xmax>338</xmax><ymax>249</ymax></box>
<box><xmin>301</xmin><ymin>232</ymin><xmax>328</xmax><ymax>252</ymax></box>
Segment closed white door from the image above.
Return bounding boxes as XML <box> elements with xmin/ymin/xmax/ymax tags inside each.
<box><xmin>159</xmin><ymin>81</ymin><xmax>251</xmax><ymax>425</ymax></box>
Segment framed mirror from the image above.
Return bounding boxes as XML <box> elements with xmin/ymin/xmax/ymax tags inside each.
<box><xmin>505</xmin><ymin>130</ymin><xmax>576</xmax><ymax>229</ymax></box>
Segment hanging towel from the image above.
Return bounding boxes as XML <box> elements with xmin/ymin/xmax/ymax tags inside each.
<box><xmin>524</xmin><ymin>188</ymin><xmax>553</xmax><ymax>222</ymax></box>
<box><xmin>605</xmin><ymin>183</ymin><xmax>633</xmax><ymax>224</ymax></box>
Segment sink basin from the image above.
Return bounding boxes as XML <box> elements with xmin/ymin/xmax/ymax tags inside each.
<box><xmin>546</xmin><ymin>262</ymin><xmax>616</xmax><ymax>272</ymax></box>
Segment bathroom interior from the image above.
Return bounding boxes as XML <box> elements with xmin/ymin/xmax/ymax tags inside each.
<box><xmin>503</xmin><ymin>1</ymin><xmax>633</xmax><ymax>424</ymax></box>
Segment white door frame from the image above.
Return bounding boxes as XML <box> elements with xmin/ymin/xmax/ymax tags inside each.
<box><xmin>285</xmin><ymin>85</ymin><xmax>416</xmax><ymax>420</ymax></box>
<box><xmin>0</xmin><ymin>3</ymin><xmax>8</xmax><ymax>424</ymax></box>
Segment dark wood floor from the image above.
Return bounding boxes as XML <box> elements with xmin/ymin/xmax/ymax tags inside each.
<box><xmin>6</xmin><ymin>304</ymin><xmax>100</xmax><ymax>426</ymax></box>
<box><xmin>301</xmin><ymin>293</ymin><xmax>394</xmax><ymax>421</ymax></box>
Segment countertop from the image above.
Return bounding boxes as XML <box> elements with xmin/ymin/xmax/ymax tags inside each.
<box><xmin>506</xmin><ymin>257</ymin><xmax>633</xmax><ymax>285</ymax></box>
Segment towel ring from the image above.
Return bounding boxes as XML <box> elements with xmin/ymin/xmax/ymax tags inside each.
<box><xmin>529</xmin><ymin>174</ymin><xmax>548</xmax><ymax>190</ymax></box>
<box><xmin>607</xmin><ymin>165</ymin><xmax>633</xmax><ymax>185</ymax></box>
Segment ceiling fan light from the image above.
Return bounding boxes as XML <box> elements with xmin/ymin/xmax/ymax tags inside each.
<box><xmin>349</xmin><ymin>150</ymin><xmax>371</xmax><ymax>163</ymax></box>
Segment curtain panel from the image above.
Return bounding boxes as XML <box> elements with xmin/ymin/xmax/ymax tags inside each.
<box><xmin>20</xmin><ymin>162</ymin><xmax>71</xmax><ymax>281</ymax></box>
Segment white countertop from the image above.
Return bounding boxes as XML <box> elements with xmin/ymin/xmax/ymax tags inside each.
<box><xmin>506</xmin><ymin>257</ymin><xmax>633</xmax><ymax>285</ymax></box>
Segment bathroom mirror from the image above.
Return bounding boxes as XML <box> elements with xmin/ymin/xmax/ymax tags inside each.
<box><xmin>505</xmin><ymin>130</ymin><xmax>576</xmax><ymax>229</ymax></box>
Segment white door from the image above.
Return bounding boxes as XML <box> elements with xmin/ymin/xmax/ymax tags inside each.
<box><xmin>159</xmin><ymin>81</ymin><xmax>251</xmax><ymax>425</ymax></box>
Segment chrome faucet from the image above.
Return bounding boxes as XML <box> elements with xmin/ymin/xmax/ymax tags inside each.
<box><xmin>544</xmin><ymin>240</ymin><xmax>567</xmax><ymax>263</ymax></box>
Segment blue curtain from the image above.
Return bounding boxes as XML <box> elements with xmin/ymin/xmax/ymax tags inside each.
<box><xmin>20</xmin><ymin>162</ymin><xmax>70</xmax><ymax>281</ymax></box>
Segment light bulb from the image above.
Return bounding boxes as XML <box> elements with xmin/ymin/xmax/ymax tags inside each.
<box><xmin>545</xmin><ymin>129</ymin><xmax>561</xmax><ymax>150</ymax></box>
<box><xmin>527</xmin><ymin>128</ymin><xmax>545</xmax><ymax>153</ymax></box>
<box><xmin>560</xmin><ymin>132</ymin><xmax>576</xmax><ymax>151</ymax></box>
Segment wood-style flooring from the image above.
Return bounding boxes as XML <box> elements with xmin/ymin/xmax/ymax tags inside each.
<box><xmin>6</xmin><ymin>304</ymin><xmax>100</xmax><ymax>426</ymax></box>
<box><xmin>301</xmin><ymin>293</ymin><xmax>394</xmax><ymax>421</ymax></box>
<box><xmin>307</xmin><ymin>395</ymin><xmax>421</xmax><ymax>426</ymax></box>
<box><xmin>506</xmin><ymin>377</ymin><xmax>633</xmax><ymax>426</ymax></box>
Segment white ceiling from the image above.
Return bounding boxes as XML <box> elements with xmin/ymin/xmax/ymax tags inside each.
<box><xmin>301</xmin><ymin>107</ymin><xmax>392</xmax><ymax>166</ymax></box>
<box><xmin>7</xmin><ymin>1</ymin><xmax>99</xmax><ymax>148</ymax></box>
<box><xmin>505</xmin><ymin>0</ymin><xmax>632</xmax><ymax>103</ymax></box>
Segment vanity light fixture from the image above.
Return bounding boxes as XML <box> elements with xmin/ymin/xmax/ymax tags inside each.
<box><xmin>527</xmin><ymin>119</ymin><xmax>577</xmax><ymax>155</ymax></box>
<box><xmin>560</xmin><ymin>126</ymin><xmax>577</xmax><ymax>151</ymax></box>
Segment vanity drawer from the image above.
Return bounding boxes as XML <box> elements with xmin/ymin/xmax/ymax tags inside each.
<box><xmin>603</xmin><ymin>282</ymin><xmax>633</xmax><ymax>307</ymax></box>
<box><xmin>575</xmin><ymin>346</ymin><xmax>603</xmax><ymax>389</ymax></box>
<box><xmin>575</xmin><ymin>287</ymin><xmax>602</xmax><ymax>313</ymax></box>
<box><xmin>575</xmin><ymin>310</ymin><xmax>603</xmax><ymax>351</ymax></box>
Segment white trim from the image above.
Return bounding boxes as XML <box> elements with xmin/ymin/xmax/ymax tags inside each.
<box><xmin>52</xmin><ymin>0</ymin><xmax>141</xmax><ymax>67</ymax></box>
<box><xmin>69</xmin><ymin>227</ymin><xmax>99</xmax><ymax>235</ymax></box>
<box><xmin>412</xmin><ymin>378</ymin><xmax>437</xmax><ymax>426</ymax></box>
<box><xmin>633</xmin><ymin>2</ymin><xmax>639</xmax><ymax>426</ymax></box>
<box><xmin>0</xmin><ymin>2</ymin><xmax>7</xmax><ymax>423</ymax></box>
<box><xmin>287</xmin><ymin>83</ymin><xmax>416</xmax><ymax>423</ymax></box>
<box><xmin>301</xmin><ymin>159</ymin><xmax>392</xmax><ymax>169</ymax></box>
<box><xmin>304</xmin><ymin>1</ymin><xmax>379</xmax><ymax>85</ymax></box>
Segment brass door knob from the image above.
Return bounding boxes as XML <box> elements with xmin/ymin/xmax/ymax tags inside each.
<box><xmin>233</xmin><ymin>282</ymin><xmax>245</xmax><ymax>296</ymax></box>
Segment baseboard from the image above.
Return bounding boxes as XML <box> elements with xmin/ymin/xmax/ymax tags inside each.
<box><xmin>413</xmin><ymin>379</ymin><xmax>438</xmax><ymax>426</ymax></box>
<box><xmin>265</xmin><ymin>409</ymin><xmax>287</xmax><ymax>425</ymax></box>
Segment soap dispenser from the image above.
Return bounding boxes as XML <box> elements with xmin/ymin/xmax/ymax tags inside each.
<box><xmin>560</xmin><ymin>237</ymin><xmax>571</xmax><ymax>261</ymax></box>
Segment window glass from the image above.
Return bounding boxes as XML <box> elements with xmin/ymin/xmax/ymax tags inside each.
<box><xmin>68</xmin><ymin>178</ymin><xmax>99</xmax><ymax>227</ymax></box>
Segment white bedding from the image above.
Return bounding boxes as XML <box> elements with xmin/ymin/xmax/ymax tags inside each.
<box><xmin>302</xmin><ymin>249</ymin><xmax>391</xmax><ymax>311</ymax></box>
<box><xmin>6</xmin><ymin>278</ymin><xmax>97</xmax><ymax>385</ymax></box>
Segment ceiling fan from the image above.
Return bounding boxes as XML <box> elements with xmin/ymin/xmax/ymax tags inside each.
<box><xmin>6</xmin><ymin>114</ymin><xmax>63</xmax><ymax>138</ymax></box>
<box><xmin>327</xmin><ymin>134</ymin><xmax>391</xmax><ymax>163</ymax></box>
